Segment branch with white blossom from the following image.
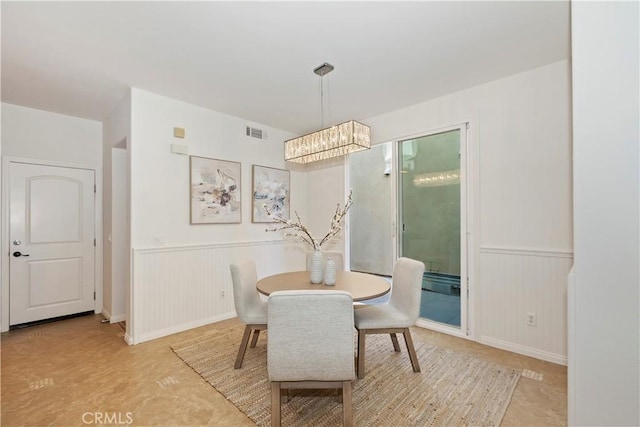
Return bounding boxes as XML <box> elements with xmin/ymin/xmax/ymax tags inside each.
<box><xmin>263</xmin><ymin>208</ymin><xmax>319</xmax><ymax>249</ymax></box>
<box><xmin>318</xmin><ymin>191</ymin><xmax>353</xmax><ymax>248</ymax></box>
<box><xmin>263</xmin><ymin>190</ymin><xmax>353</xmax><ymax>251</ymax></box>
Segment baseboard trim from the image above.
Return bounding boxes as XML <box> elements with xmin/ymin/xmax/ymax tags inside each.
<box><xmin>132</xmin><ymin>311</ymin><xmax>237</xmax><ymax>344</ymax></box>
<box><xmin>480</xmin><ymin>335</ymin><xmax>567</xmax><ymax>366</ymax></box>
<box><xmin>415</xmin><ymin>318</ymin><xmax>469</xmax><ymax>339</ymax></box>
<box><xmin>101</xmin><ymin>309</ymin><xmax>125</xmax><ymax>324</ymax></box>
<box><xmin>109</xmin><ymin>314</ymin><xmax>126</xmax><ymax>323</ymax></box>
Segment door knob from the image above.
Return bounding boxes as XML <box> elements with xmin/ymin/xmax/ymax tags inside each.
<box><xmin>12</xmin><ymin>251</ymin><xmax>29</xmax><ymax>257</ymax></box>
<box><xmin>13</xmin><ymin>240</ymin><xmax>21</xmax><ymax>246</ymax></box>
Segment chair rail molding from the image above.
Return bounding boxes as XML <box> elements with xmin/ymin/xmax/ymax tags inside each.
<box><xmin>130</xmin><ymin>239</ymin><xmax>305</xmax><ymax>344</ymax></box>
<box><xmin>478</xmin><ymin>245</ymin><xmax>573</xmax><ymax>365</ymax></box>
<box><xmin>480</xmin><ymin>245</ymin><xmax>573</xmax><ymax>258</ymax></box>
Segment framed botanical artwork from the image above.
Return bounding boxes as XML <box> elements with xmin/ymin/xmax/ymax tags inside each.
<box><xmin>252</xmin><ymin>165</ymin><xmax>290</xmax><ymax>223</ymax></box>
<box><xmin>190</xmin><ymin>156</ymin><xmax>241</xmax><ymax>224</ymax></box>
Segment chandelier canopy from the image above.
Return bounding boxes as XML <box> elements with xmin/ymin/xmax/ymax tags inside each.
<box><xmin>284</xmin><ymin>63</ymin><xmax>371</xmax><ymax>164</ymax></box>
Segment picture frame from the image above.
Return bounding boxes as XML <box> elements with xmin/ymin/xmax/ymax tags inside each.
<box><xmin>252</xmin><ymin>165</ymin><xmax>290</xmax><ymax>223</ymax></box>
<box><xmin>190</xmin><ymin>156</ymin><xmax>241</xmax><ymax>224</ymax></box>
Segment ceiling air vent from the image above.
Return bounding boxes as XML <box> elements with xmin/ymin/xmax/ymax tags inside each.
<box><xmin>246</xmin><ymin>126</ymin><xmax>267</xmax><ymax>140</ymax></box>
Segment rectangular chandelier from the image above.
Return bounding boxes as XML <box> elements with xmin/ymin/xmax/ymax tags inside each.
<box><xmin>284</xmin><ymin>120</ymin><xmax>371</xmax><ymax>164</ymax></box>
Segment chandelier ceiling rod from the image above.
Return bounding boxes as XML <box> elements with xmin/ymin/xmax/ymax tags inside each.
<box><xmin>314</xmin><ymin>62</ymin><xmax>334</xmax><ymax>130</ymax></box>
<box><xmin>284</xmin><ymin>62</ymin><xmax>371</xmax><ymax>165</ymax></box>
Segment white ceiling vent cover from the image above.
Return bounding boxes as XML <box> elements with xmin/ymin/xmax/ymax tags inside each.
<box><xmin>246</xmin><ymin>126</ymin><xmax>267</xmax><ymax>140</ymax></box>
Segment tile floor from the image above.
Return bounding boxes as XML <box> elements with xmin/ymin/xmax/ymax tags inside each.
<box><xmin>420</xmin><ymin>290</ymin><xmax>461</xmax><ymax>326</ymax></box>
<box><xmin>1</xmin><ymin>314</ymin><xmax>567</xmax><ymax>426</ymax></box>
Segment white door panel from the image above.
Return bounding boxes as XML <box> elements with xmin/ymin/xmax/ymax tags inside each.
<box><xmin>9</xmin><ymin>162</ymin><xmax>95</xmax><ymax>325</ymax></box>
<box><xmin>28</xmin><ymin>258</ymin><xmax>83</xmax><ymax>306</ymax></box>
<box><xmin>29</xmin><ymin>177</ymin><xmax>82</xmax><ymax>243</ymax></box>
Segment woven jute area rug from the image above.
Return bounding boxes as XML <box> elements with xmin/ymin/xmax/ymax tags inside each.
<box><xmin>171</xmin><ymin>325</ymin><xmax>520</xmax><ymax>426</ymax></box>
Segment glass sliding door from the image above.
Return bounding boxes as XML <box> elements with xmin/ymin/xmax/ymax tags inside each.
<box><xmin>348</xmin><ymin>142</ymin><xmax>394</xmax><ymax>277</ymax></box>
<box><xmin>399</xmin><ymin>127</ymin><xmax>466</xmax><ymax>329</ymax></box>
<box><xmin>348</xmin><ymin>125</ymin><xmax>467</xmax><ymax>333</ymax></box>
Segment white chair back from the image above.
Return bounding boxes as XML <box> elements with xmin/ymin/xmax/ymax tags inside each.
<box><xmin>267</xmin><ymin>290</ymin><xmax>355</xmax><ymax>382</ymax></box>
<box><xmin>230</xmin><ymin>260</ymin><xmax>265</xmax><ymax>325</ymax></box>
<box><xmin>229</xmin><ymin>260</ymin><xmax>268</xmax><ymax>369</ymax></box>
<box><xmin>388</xmin><ymin>257</ymin><xmax>425</xmax><ymax>324</ymax></box>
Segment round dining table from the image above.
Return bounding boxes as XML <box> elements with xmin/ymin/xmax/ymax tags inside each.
<box><xmin>256</xmin><ymin>270</ymin><xmax>390</xmax><ymax>302</ymax></box>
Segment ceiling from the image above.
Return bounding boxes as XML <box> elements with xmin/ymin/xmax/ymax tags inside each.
<box><xmin>1</xmin><ymin>1</ymin><xmax>570</xmax><ymax>135</ymax></box>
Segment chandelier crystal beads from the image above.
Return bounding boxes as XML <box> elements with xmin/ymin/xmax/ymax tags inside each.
<box><xmin>284</xmin><ymin>120</ymin><xmax>370</xmax><ymax>164</ymax></box>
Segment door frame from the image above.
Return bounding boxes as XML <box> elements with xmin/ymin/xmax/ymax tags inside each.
<box><xmin>346</xmin><ymin>121</ymin><xmax>478</xmax><ymax>341</ymax></box>
<box><xmin>1</xmin><ymin>156</ymin><xmax>103</xmax><ymax>331</ymax></box>
<box><xmin>395</xmin><ymin>124</ymin><xmax>471</xmax><ymax>339</ymax></box>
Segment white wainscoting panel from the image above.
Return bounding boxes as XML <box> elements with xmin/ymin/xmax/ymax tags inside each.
<box><xmin>479</xmin><ymin>247</ymin><xmax>573</xmax><ymax>365</ymax></box>
<box><xmin>131</xmin><ymin>240</ymin><xmax>305</xmax><ymax>344</ymax></box>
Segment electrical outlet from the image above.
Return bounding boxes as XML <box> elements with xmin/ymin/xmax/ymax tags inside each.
<box><xmin>527</xmin><ymin>312</ymin><xmax>537</xmax><ymax>327</ymax></box>
<box><xmin>220</xmin><ymin>290</ymin><xmax>225</xmax><ymax>299</ymax></box>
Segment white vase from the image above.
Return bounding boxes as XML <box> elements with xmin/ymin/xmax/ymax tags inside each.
<box><xmin>323</xmin><ymin>257</ymin><xmax>336</xmax><ymax>286</ymax></box>
<box><xmin>309</xmin><ymin>250</ymin><xmax>324</xmax><ymax>284</ymax></box>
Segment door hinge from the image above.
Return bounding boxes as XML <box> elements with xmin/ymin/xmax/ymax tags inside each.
<box><xmin>94</xmin><ymin>184</ymin><xmax>96</xmax><ymax>193</ymax></box>
<box><xmin>93</xmin><ymin>291</ymin><xmax>96</xmax><ymax>300</ymax></box>
<box><xmin>94</xmin><ymin>238</ymin><xmax>96</xmax><ymax>247</ymax></box>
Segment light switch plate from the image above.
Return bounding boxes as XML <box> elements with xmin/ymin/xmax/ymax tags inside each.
<box><xmin>170</xmin><ymin>144</ymin><xmax>188</xmax><ymax>155</ymax></box>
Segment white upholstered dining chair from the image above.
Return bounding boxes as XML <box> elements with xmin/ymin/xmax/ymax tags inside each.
<box><xmin>353</xmin><ymin>257</ymin><xmax>425</xmax><ymax>379</ymax></box>
<box><xmin>267</xmin><ymin>290</ymin><xmax>355</xmax><ymax>427</ymax></box>
<box><xmin>230</xmin><ymin>260</ymin><xmax>267</xmax><ymax>369</ymax></box>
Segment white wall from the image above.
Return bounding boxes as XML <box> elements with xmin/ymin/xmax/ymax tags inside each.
<box><xmin>102</xmin><ymin>92</ymin><xmax>131</xmax><ymax>323</ymax></box>
<box><xmin>130</xmin><ymin>88</ymin><xmax>304</xmax><ymax>247</ymax></box>
<box><xmin>0</xmin><ymin>103</ymin><xmax>103</xmax><ymax>331</ymax></box>
<box><xmin>110</xmin><ymin>148</ymin><xmax>128</xmax><ymax>322</ymax></box>
<box><xmin>308</xmin><ymin>60</ymin><xmax>573</xmax><ymax>363</ymax></box>
<box><xmin>127</xmin><ymin>88</ymin><xmax>306</xmax><ymax>342</ymax></box>
<box><xmin>570</xmin><ymin>2</ymin><xmax>639</xmax><ymax>425</ymax></box>
<box><xmin>303</xmin><ymin>156</ymin><xmax>347</xmax><ymax>254</ymax></box>
<box><xmin>349</xmin><ymin>143</ymin><xmax>394</xmax><ymax>276</ymax></box>
<box><xmin>2</xmin><ymin>103</ymin><xmax>103</xmax><ymax>166</ymax></box>
<box><xmin>366</xmin><ymin>60</ymin><xmax>572</xmax><ymax>252</ymax></box>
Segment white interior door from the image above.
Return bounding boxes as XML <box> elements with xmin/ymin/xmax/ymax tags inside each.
<box><xmin>9</xmin><ymin>162</ymin><xmax>95</xmax><ymax>325</ymax></box>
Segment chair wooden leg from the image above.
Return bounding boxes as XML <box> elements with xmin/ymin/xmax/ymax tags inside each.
<box><xmin>390</xmin><ymin>333</ymin><xmax>401</xmax><ymax>352</ymax></box>
<box><xmin>234</xmin><ymin>324</ymin><xmax>252</xmax><ymax>369</ymax></box>
<box><xmin>403</xmin><ymin>328</ymin><xmax>421</xmax><ymax>373</ymax></box>
<box><xmin>250</xmin><ymin>329</ymin><xmax>260</xmax><ymax>348</ymax></box>
<box><xmin>271</xmin><ymin>382</ymin><xmax>281</xmax><ymax>427</ymax></box>
<box><xmin>357</xmin><ymin>329</ymin><xmax>366</xmax><ymax>379</ymax></box>
<box><xmin>342</xmin><ymin>381</ymin><xmax>353</xmax><ymax>427</ymax></box>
